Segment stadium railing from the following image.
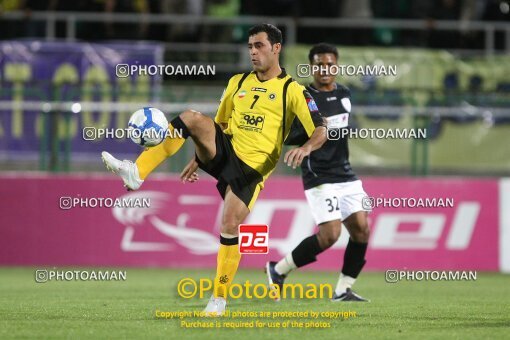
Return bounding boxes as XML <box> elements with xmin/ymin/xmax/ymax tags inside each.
<box><xmin>0</xmin><ymin>86</ymin><xmax>509</xmax><ymax>176</ymax></box>
<box><xmin>0</xmin><ymin>11</ymin><xmax>510</xmax><ymax>72</ymax></box>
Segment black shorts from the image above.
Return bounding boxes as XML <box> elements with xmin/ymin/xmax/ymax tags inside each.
<box><xmin>195</xmin><ymin>123</ymin><xmax>263</xmax><ymax>209</ymax></box>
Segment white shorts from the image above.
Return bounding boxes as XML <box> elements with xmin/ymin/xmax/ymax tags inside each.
<box><xmin>304</xmin><ymin>180</ymin><xmax>370</xmax><ymax>225</ymax></box>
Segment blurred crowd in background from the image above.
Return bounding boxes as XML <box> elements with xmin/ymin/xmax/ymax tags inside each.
<box><xmin>0</xmin><ymin>0</ymin><xmax>509</xmax><ymax>49</ymax></box>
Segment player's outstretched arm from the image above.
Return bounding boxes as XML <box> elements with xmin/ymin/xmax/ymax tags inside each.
<box><xmin>284</xmin><ymin>126</ymin><xmax>327</xmax><ymax>169</ymax></box>
<box><xmin>180</xmin><ymin>158</ymin><xmax>199</xmax><ymax>183</ymax></box>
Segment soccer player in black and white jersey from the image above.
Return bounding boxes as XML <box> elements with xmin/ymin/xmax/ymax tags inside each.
<box><xmin>266</xmin><ymin>43</ymin><xmax>371</xmax><ymax>302</ymax></box>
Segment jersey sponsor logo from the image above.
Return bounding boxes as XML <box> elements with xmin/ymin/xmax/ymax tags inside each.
<box><xmin>326</xmin><ymin>113</ymin><xmax>349</xmax><ymax>128</ymax></box>
<box><xmin>326</xmin><ymin>96</ymin><xmax>337</xmax><ymax>101</ymax></box>
<box><xmin>238</xmin><ymin>90</ymin><xmax>247</xmax><ymax>98</ymax></box>
<box><xmin>251</xmin><ymin>87</ymin><xmax>267</xmax><ymax>92</ymax></box>
<box><xmin>239</xmin><ymin>112</ymin><xmax>265</xmax><ymax>132</ymax></box>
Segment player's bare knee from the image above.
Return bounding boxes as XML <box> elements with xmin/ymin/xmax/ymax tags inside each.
<box><xmin>351</xmin><ymin>224</ymin><xmax>370</xmax><ymax>243</ymax></box>
<box><xmin>325</xmin><ymin>234</ymin><xmax>339</xmax><ymax>248</ymax></box>
<box><xmin>220</xmin><ymin>220</ymin><xmax>239</xmax><ymax>236</ymax></box>
<box><xmin>179</xmin><ymin>110</ymin><xmax>205</xmax><ymax>129</ymax></box>
<box><xmin>317</xmin><ymin>228</ymin><xmax>340</xmax><ymax>249</ymax></box>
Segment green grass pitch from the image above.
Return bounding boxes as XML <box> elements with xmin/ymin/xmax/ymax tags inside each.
<box><xmin>1</xmin><ymin>268</ymin><xmax>508</xmax><ymax>339</ymax></box>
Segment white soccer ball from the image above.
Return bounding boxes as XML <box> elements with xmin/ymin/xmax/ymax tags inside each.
<box><xmin>127</xmin><ymin>107</ymin><xmax>169</xmax><ymax>147</ymax></box>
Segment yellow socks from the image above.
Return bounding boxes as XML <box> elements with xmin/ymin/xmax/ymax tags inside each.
<box><xmin>135</xmin><ymin>124</ymin><xmax>185</xmax><ymax>179</ymax></box>
<box><xmin>213</xmin><ymin>236</ymin><xmax>242</xmax><ymax>299</ymax></box>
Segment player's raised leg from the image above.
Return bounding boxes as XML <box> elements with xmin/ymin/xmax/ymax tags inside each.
<box><xmin>134</xmin><ymin>124</ymin><xmax>186</xmax><ymax>179</ymax></box>
<box><xmin>332</xmin><ymin>211</ymin><xmax>370</xmax><ymax>302</ymax></box>
<box><xmin>102</xmin><ymin>109</ymin><xmax>215</xmax><ymax>189</ymax></box>
<box><xmin>204</xmin><ymin>187</ymin><xmax>250</xmax><ymax>316</ymax></box>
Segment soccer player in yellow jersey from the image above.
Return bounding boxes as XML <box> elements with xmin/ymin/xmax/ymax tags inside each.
<box><xmin>101</xmin><ymin>23</ymin><xmax>327</xmax><ymax>315</ymax></box>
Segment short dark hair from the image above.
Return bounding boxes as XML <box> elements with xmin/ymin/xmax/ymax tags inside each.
<box><xmin>308</xmin><ymin>43</ymin><xmax>338</xmax><ymax>63</ymax></box>
<box><xmin>248</xmin><ymin>23</ymin><xmax>283</xmax><ymax>45</ymax></box>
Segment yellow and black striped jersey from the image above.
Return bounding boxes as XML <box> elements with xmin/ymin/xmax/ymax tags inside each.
<box><xmin>215</xmin><ymin>69</ymin><xmax>324</xmax><ymax>182</ymax></box>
